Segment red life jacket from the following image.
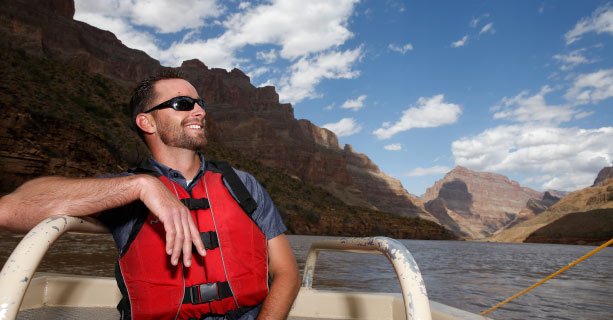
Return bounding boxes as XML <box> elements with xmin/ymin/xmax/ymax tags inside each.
<box><xmin>117</xmin><ymin>164</ymin><xmax>269</xmax><ymax>320</ymax></box>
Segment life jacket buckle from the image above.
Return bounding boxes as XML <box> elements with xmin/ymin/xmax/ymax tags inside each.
<box><xmin>183</xmin><ymin>281</ymin><xmax>233</xmax><ymax>305</ymax></box>
<box><xmin>194</xmin><ymin>282</ymin><xmax>219</xmax><ymax>304</ymax></box>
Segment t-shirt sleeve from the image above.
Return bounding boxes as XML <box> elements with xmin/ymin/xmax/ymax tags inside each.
<box><xmin>227</xmin><ymin>169</ymin><xmax>287</xmax><ymax>240</ymax></box>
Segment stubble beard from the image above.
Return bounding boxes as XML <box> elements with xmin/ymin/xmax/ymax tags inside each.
<box><xmin>158</xmin><ymin>118</ymin><xmax>207</xmax><ymax>151</ymax></box>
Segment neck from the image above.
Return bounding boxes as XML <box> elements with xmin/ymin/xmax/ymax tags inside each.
<box><xmin>151</xmin><ymin>147</ymin><xmax>201</xmax><ymax>181</ymax></box>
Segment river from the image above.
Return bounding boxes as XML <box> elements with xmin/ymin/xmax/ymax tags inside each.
<box><xmin>1</xmin><ymin>232</ymin><xmax>611</xmax><ymax>320</ymax></box>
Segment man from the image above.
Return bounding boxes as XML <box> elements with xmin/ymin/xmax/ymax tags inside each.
<box><xmin>0</xmin><ymin>70</ymin><xmax>300</xmax><ymax>320</ymax></box>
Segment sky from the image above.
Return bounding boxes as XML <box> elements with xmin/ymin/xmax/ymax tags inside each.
<box><xmin>74</xmin><ymin>0</ymin><xmax>613</xmax><ymax>196</ymax></box>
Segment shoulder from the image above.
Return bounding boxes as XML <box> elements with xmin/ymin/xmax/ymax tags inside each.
<box><xmin>206</xmin><ymin>161</ymin><xmax>263</xmax><ymax>197</ymax></box>
<box><xmin>232</xmin><ymin>168</ymin><xmax>262</xmax><ymax>192</ymax></box>
<box><xmin>211</xmin><ymin>163</ymin><xmax>286</xmax><ymax>240</ymax></box>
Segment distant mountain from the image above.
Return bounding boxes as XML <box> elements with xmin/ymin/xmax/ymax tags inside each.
<box><xmin>0</xmin><ymin>0</ymin><xmax>453</xmax><ymax>239</ymax></box>
<box><xmin>494</xmin><ymin>191</ymin><xmax>563</xmax><ymax>232</ymax></box>
<box><xmin>593</xmin><ymin>166</ymin><xmax>613</xmax><ymax>187</ymax></box>
<box><xmin>489</xmin><ymin>172</ymin><xmax>613</xmax><ymax>245</ymax></box>
<box><xmin>421</xmin><ymin>166</ymin><xmax>542</xmax><ymax>239</ymax></box>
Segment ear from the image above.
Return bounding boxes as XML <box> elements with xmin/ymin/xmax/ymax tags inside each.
<box><xmin>136</xmin><ymin>113</ymin><xmax>156</xmax><ymax>134</ymax></box>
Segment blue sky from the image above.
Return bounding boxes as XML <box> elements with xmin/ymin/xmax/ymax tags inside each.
<box><xmin>74</xmin><ymin>0</ymin><xmax>613</xmax><ymax>196</ymax></box>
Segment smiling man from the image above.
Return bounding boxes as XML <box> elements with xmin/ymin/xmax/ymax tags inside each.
<box><xmin>0</xmin><ymin>70</ymin><xmax>300</xmax><ymax>320</ymax></box>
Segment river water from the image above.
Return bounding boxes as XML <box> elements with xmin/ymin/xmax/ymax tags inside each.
<box><xmin>1</xmin><ymin>232</ymin><xmax>611</xmax><ymax>320</ymax></box>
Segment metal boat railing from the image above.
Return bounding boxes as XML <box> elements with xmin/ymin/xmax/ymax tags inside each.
<box><xmin>301</xmin><ymin>237</ymin><xmax>432</xmax><ymax>320</ymax></box>
<box><xmin>1</xmin><ymin>217</ymin><xmax>433</xmax><ymax>320</ymax></box>
<box><xmin>0</xmin><ymin>216</ymin><xmax>108</xmax><ymax>320</ymax></box>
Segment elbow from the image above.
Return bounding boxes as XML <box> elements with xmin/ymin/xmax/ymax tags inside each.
<box><xmin>272</xmin><ymin>263</ymin><xmax>301</xmax><ymax>298</ymax></box>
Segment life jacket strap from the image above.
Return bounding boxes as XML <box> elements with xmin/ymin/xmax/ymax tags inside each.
<box><xmin>186</xmin><ymin>305</ymin><xmax>258</xmax><ymax>320</ymax></box>
<box><xmin>210</xmin><ymin>161</ymin><xmax>258</xmax><ymax>215</ymax></box>
<box><xmin>183</xmin><ymin>281</ymin><xmax>233</xmax><ymax>305</ymax></box>
<box><xmin>200</xmin><ymin>231</ymin><xmax>219</xmax><ymax>250</ymax></box>
<box><xmin>181</xmin><ymin>198</ymin><xmax>210</xmax><ymax>210</ymax></box>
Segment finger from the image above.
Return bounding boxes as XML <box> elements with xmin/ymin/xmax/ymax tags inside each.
<box><xmin>180</xmin><ymin>211</ymin><xmax>193</xmax><ymax>267</ymax></box>
<box><xmin>171</xmin><ymin>212</ymin><xmax>184</xmax><ymax>266</ymax></box>
<box><xmin>188</xmin><ymin>214</ymin><xmax>206</xmax><ymax>256</ymax></box>
<box><xmin>163</xmin><ymin>218</ymin><xmax>175</xmax><ymax>256</ymax></box>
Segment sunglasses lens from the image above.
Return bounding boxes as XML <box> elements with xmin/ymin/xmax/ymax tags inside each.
<box><xmin>197</xmin><ymin>99</ymin><xmax>206</xmax><ymax>109</ymax></box>
<box><xmin>173</xmin><ymin>97</ymin><xmax>196</xmax><ymax>111</ymax></box>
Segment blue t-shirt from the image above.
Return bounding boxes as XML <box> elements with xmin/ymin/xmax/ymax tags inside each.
<box><xmin>96</xmin><ymin>154</ymin><xmax>286</xmax><ymax>320</ymax></box>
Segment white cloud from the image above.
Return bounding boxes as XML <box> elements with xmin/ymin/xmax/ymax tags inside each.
<box><xmin>221</xmin><ymin>0</ymin><xmax>358</xmax><ymax>59</ymax></box>
<box><xmin>384</xmin><ymin>143</ymin><xmax>402</xmax><ymax>151</ymax></box>
<box><xmin>565</xmin><ymin>69</ymin><xmax>613</xmax><ymax>105</ymax></box>
<box><xmin>373</xmin><ymin>94</ymin><xmax>462</xmax><ymax>139</ymax></box>
<box><xmin>75</xmin><ymin>0</ymin><xmax>362</xmax><ymax>101</ymax></box>
<box><xmin>565</xmin><ymin>4</ymin><xmax>613</xmax><ymax>45</ymax></box>
<box><xmin>256</xmin><ymin>49</ymin><xmax>278</xmax><ymax>64</ymax></box>
<box><xmin>407</xmin><ymin>166</ymin><xmax>451</xmax><ymax>177</ymax></box>
<box><xmin>75</xmin><ymin>0</ymin><xmax>223</xmax><ymax>34</ymax></box>
<box><xmin>130</xmin><ymin>0</ymin><xmax>223</xmax><ymax>33</ymax></box>
<box><xmin>451</xmin><ymin>35</ymin><xmax>469</xmax><ymax>48</ymax></box>
<box><xmin>470</xmin><ymin>13</ymin><xmax>490</xmax><ymax>28</ymax></box>
<box><xmin>492</xmin><ymin>86</ymin><xmax>581</xmax><ymax>124</ymax></box>
<box><xmin>553</xmin><ymin>48</ymin><xmax>591</xmax><ymax>71</ymax></box>
<box><xmin>388</xmin><ymin>43</ymin><xmax>414</xmax><ymax>54</ymax></box>
<box><xmin>341</xmin><ymin>95</ymin><xmax>367</xmax><ymax>111</ymax></box>
<box><xmin>452</xmin><ymin>125</ymin><xmax>613</xmax><ymax>191</ymax></box>
<box><xmin>277</xmin><ymin>48</ymin><xmax>362</xmax><ymax>103</ymax></box>
<box><xmin>246</xmin><ymin>66</ymin><xmax>269</xmax><ymax>79</ymax></box>
<box><xmin>454</xmin><ymin>15</ymin><xmax>492</xmax><ymax>47</ymax></box>
<box><xmin>479</xmin><ymin>22</ymin><xmax>495</xmax><ymax>35</ymax></box>
<box><xmin>322</xmin><ymin>118</ymin><xmax>363</xmax><ymax>137</ymax></box>
<box><xmin>160</xmin><ymin>37</ymin><xmax>243</xmax><ymax>69</ymax></box>
<box><xmin>74</xmin><ymin>0</ymin><xmax>228</xmax><ymax>66</ymax></box>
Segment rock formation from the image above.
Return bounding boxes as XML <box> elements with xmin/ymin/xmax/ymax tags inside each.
<box><xmin>593</xmin><ymin>166</ymin><xmax>613</xmax><ymax>187</ymax></box>
<box><xmin>2</xmin><ymin>0</ymin><xmax>161</xmax><ymax>82</ymax></box>
<box><xmin>421</xmin><ymin>166</ymin><xmax>542</xmax><ymax>238</ymax></box>
<box><xmin>490</xmin><ymin>178</ymin><xmax>613</xmax><ymax>245</ymax></box>
<box><xmin>0</xmin><ymin>0</ymin><xmax>432</xmax><ymax>222</ymax></box>
<box><xmin>0</xmin><ymin>106</ymin><xmax>124</xmax><ymax>192</ymax></box>
<box><xmin>498</xmin><ymin>191</ymin><xmax>562</xmax><ymax>231</ymax></box>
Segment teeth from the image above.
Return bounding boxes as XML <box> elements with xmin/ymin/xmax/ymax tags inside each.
<box><xmin>187</xmin><ymin>125</ymin><xmax>202</xmax><ymax>129</ymax></box>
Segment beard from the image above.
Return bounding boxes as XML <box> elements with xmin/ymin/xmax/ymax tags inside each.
<box><xmin>157</xmin><ymin>117</ymin><xmax>207</xmax><ymax>151</ymax></box>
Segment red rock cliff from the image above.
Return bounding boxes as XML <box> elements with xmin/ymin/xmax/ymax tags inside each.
<box><xmin>422</xmin><ymin>166</ymin><xmax>542</xmax><ymax>238</ymax></box>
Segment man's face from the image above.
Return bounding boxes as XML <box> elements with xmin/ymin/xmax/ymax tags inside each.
<box><xmin>149</xmin><ymin>79</ymin><xmax>207</xmax><ymax>150</ymax></box>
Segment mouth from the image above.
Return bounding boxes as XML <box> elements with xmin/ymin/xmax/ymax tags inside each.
<box><xmin>186</xmin><ymin>124</ymin><xmax>203</xmax><ymax>129</ymax></box>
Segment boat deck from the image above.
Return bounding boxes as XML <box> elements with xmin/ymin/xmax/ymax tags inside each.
<box><xmin>17</xmin><ymin>307</ymin><xmax>117</xmax><ymax>320</ymax></box>
<box><xmin>12</xmin><ymin>274</ymin><xmax>489</xmax><ymax>320</ymax></box>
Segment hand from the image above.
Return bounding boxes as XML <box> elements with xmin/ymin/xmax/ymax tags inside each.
<box><xmin>138</xmin><ymin>175</ymin><xmax>206</xmax><ymax>267</ymax></box>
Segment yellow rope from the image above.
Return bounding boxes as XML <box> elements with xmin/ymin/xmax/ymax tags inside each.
<box><xmin>481</xmin><ymin>238</ymin><xmax>613</xmax><ymax>316</ymax></box>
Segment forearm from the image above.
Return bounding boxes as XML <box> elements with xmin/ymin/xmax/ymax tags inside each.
<box><xmin>0</xmin><ymin>175</ymin><xmax>145</xmax><ymax>232</ymax></box>
<box><xmin>257</xmin><ymin>238</ymin><xmax>300</xmax><ymax>320</ymax></box>
<box><xmin>257</xmin><ymin>271</ymin><xmax>300</xmax><ymax>320</ymax></box>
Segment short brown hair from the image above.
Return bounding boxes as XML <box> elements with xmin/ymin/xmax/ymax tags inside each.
<box><xmin>130</xmin><ymin>69</ymin><xmax>188</xmax><ymax>140</ymax></box>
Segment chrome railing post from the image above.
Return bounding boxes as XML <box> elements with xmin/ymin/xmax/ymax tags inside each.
<box><xmin>0</xmin><ymin>216</ymin><xmax>108</xmax><ymax>320</ymax></box>
<box><xmin>301</xmin><ymin>236</ymin><xmax>432</xmax><ymax>320</ymax></box>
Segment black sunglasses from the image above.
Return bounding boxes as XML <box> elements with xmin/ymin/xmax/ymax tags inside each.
<box><xmin>144</xmin><ymin>96</ymin><xmax>206</xmax><ymax>113</ymax></box>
